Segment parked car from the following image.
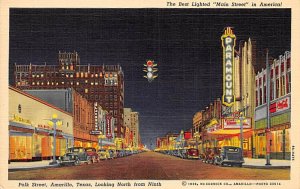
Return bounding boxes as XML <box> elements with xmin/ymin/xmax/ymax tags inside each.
<box><xmin>116</xmin><ymin>150</ymin><xmax>125</xmax><ymax>158</ymax></box>
<box><xmin>85</xmin><ymin>147</ymin><xmax>99</xmax><ymax>163</ymax></box>
<box><xmin>178</xmin><ymin>149</ymin><xmax>187</xmax><ymax>159</ymax></box>
<box><xmin>98</xmin><ymin>149</ymin><xmax>110</xmax><ymax>160</ymax></box>
<box><xmin>59</xmin><ymin>147</ymin><xmax>92</xmax><ymax>166</ymax></box>
<box><xmin>108</xmin><ymin>149</ymin><xmax>117</xmax><ymax>159</ymax></box>
<box><xmin>214</xmin><ymin>146</ymin><xmax>244</xmax><ymax>167</ymax></box>
<box><xmin>186</xmin><ymin>148</ymin><xmax>199</xmax><ymax>159</ymax></box>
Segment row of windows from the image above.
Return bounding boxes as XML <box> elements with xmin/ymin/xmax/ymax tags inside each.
<box><xmin>256</xmin><ymin>71</ymin><xmax>291</xmax><ymax>106</ymax></box>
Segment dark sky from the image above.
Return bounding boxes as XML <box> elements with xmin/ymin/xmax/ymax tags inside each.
<box><xmin>9</xmin><ymin>9</ymin><xmax>291</xmax><ymax>149</ymax></box>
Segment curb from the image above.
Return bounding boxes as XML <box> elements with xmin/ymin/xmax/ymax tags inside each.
<box><xmin>8</xmin><ymin>165</ymin><xmax>59</xmax><ymax>172</ymax></box>
<box><xmin>242</xmin><ymin>165</ymin><xmax>290</xmax><ymax>169</ymax></box>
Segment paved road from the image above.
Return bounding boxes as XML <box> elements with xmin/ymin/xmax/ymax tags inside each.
<box><xmin>9</xmin><ymin>151</ymin><xmax>289</xmax><ymax>180</ymax></box>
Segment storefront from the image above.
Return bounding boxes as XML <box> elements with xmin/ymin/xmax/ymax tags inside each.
<box><xmin>254</xmin><ymin>95</ymin><xmax>291</xmax><ymax>160</ymax></box>
<box><xmin>204</xmin><ymin>117</ymin><xmax>253</xmax><ymax>157</ymax></box>
<box><xmin>9</xmin><ymin>87</ymin><xmax>74</xmax><ymax>161</ymax></box>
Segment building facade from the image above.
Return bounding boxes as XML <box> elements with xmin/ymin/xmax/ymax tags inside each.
<box><xmin>9</xmin><ymin>87</ymin><xmax>73</xmax><ymax>161</ymax></box>
<box><xmin>254</xmin><ymin>51</ymin><xmax>291</xmax><ymax>160</ymax></box>
<box><xmin>24</xmin><ymin>88</ymin><xmax>98</xmax><ymax>148</ymax></box>
<box><xmin>14</xmin><ymin>51</ymin><xmax>125</xmax><ymax>138</ymax></box>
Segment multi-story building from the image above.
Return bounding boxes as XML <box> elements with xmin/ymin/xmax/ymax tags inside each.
<box><xmin>23</xmin><ymin>88</ymin><xmax>97</xmax><ymax>148</ymax></box>
<box><xmin>9</xmin><ymin>86</ymin><xmax>73</xmax><ymax>161</ymax></box>
<box><xmin>254</xmin><ymin>51</ymin><xmax>291</xmax><ymax>160</ymax></box>
<box><xmin>124</xmin><ymin>108</ymin><xmax>140</xmax><ymax>149</ymax></box>
<box><xmin>201</xmin><ymin>28</ymin><xmax>256</xmax><ymax>157</ymax></box>
<box><xmin>14</xmin><ymin>51</ymin><xmax>125</xmax><ymax>138</ymax></box>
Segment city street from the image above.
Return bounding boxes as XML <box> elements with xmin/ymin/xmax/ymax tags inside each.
<box><xmin>9</xmin><ymin>151</ymin><xmax>289</xmax><ymax>180</ymax></box>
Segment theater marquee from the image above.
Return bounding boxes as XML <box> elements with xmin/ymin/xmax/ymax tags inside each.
<box><xmin>221</xmin><ymin>27</ymin><xmax>236</xmax><ymax>107</ymax></box>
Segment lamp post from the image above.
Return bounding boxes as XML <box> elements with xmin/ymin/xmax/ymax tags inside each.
<box><xmin>48</xmin><ymin>114</ymin><xmax>62</xmax><ymax>165</ymax></box>
<box><xmin>265</xmin><ymin>49</ymin><xmax>272</xmax><ymax>166</ymax></box>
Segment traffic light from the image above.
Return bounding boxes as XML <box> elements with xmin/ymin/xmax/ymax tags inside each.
<box><xmin>143</xmin><ymin>60</ymin><xmax>158</xmax><ymax>82</ymax></box>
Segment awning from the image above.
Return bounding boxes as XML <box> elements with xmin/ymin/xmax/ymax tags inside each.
<box><xmin>209</xmin><ymin>129</ymin><xmax>252</xmax><ymax>135</ymax></box>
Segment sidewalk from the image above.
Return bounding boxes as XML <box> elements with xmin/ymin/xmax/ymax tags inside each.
<box><xmin>243</xmin><ymin>158</ymin><xmax>291</xmax><ymax>169</ymax></box>
<box><xmin>8</xmin><ymin>160</ymin><xmax>59</xmax><ymax>172</ymax></box>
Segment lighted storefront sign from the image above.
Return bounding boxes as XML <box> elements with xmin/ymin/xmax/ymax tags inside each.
<box><xmin>106</xmin><ymin>115</ymin><xmax>112</xmax><ymax>139</ymax></box>
<box><xmin>270</xmin><ymin>96</ymin><xmax>290</xmax><ymax>114</ymax></box>
<box><xmin>207</xmin><ymin>124</ymin><xmax>222</xmax><ymax>133</ymax></box>
<box><xmin>221</xmin><ymin>27</ymin><xmax>236</xmax><ymax>107</ymax></box>
<box><xmin>184</xmin><ymin>131</ymin><xmax>192</xmax><ymax>140</ymax></box>
<box><xmin>223</xmin><ymin>118</ymin><xmax>252</xmax><ymax>129</ymax></box>
<box><xmin>11</xmin><ymin>114</ymin><xmax>32</xmax><ymax>125</ymax></box>
<box><xmin>94</xmin><ymin>102</ymin><xmax>99</xmax><ymax>130</ymax></box>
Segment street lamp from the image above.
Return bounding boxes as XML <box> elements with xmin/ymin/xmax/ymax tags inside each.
<box><xmin>265</xmin><ymin>49</ymin><xmax>272</xmax><ymax>166</ymax></box>
<box><xmin>48</xmin><ymin>114</ymin><xmax>62</xmax><ymax>165</ymax></box>
<box><xmin>98</xmin><ymin>131</ymin><xmax>106</xmax><ymax>150</ymax></box>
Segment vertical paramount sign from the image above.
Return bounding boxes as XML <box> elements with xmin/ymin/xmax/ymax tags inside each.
<box><xmin>221</xmin><ymin>27</ymin><xmax>236</xmax><ymax>107</ymax></box>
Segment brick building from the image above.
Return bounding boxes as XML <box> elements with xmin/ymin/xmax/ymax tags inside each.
<box><xmin>14</xmin><ymin>51</ymin><xmax>125</xmax><ymax>138</ymax></box>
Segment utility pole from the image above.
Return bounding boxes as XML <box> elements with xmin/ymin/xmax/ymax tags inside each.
<box><xmin>265</xmin><ymin>49</ymin><xmax>272</xmax><ymax>166</ymax></box>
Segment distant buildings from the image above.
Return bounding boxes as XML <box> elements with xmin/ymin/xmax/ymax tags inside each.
<box><xmin>123</xmin><ymin>108</ymin><xmax>141</xmax><ymax>149</ymax></box>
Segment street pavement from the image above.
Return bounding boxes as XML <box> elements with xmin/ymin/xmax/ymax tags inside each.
<box><xmin>8</xmin><ymin>151</ymin><xmax>290</xmax><ymax>180</ymax></box>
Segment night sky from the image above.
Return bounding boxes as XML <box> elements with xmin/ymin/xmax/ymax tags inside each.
<box><xmin>9</xmin><ymin>9</ymin><xmax>291</xmax><ymax>149</ymax></box>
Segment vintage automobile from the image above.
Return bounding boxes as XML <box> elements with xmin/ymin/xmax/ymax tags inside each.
<box><xmin>186</xmin><ymin>148</ymin><xmax>199</xmax><ymax>159</ymax></box>
<box><xmin>85</xmin><ymin>147</ymin><xmax>99</xmax><ymax>163</ymax></box>
<box><xmin>214</xmin><ymin>146</ymin><xmax>244</xmax><ymax>167</ymax></box>
<box><xmin>97</xmin><ymin>149</ymin><xmax>110</xmax><ymax>160</ymax></box>
<box><xmin>58</xmin><ymin>147</ymin><xmax>92</xmax><ymax>166</ymax></box>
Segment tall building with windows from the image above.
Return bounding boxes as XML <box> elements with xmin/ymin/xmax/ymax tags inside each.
<box><xmin>14</xmin><ymin>51</ymin><xmax>125</xmax><ymax>138</ymax></box>
<box><xmin>123</xmin><ymin>108</ymin><xmax>140</xmax><ymax>149</ymax></box>
<box><xmin>254</xmin><ymin>51</ymin><xmax>291</xmax><ymax>160</ymax></box>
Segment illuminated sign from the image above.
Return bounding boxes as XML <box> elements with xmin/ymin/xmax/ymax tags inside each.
<box><xmin>222</xmin><ymin>118</ymin><xmax>251</xmax><ymax>129</ymax></box>
<box><xmin>11</xmin><ymin>114</ymin><xmax>31</xmax><ymax>125</ymax></box>
<box><xmin>207</xmin><ymin>124</ymin><xmax>222</xmax><ymax>133</ymax></box>
<box><xmin>94</xmin><ymin>102</ymin><xmax>99</xmax><ymax>130</ymax></box>
<box><xmin>221</xmin><ymin>27</ymin><xmax>236</xmax><ymax>106</ymax></box>
<box><xmin>106</xmin><ymin>114</ymin><xmax>112</xmax><ymax>139</ymax></box>
<box><xmin>270</xmin><ymin>96</ymin><xmax>290</xmax><ymax>114</ymax></box>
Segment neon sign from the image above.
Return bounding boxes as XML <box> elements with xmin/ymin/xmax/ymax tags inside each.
<box><xmin>221</xmin><ymin>27</ymin><xmax>236</xmax><ymax>107</ymax></box>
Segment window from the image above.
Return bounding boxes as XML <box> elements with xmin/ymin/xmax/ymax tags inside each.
<box><xmin>281</xmin><ymin>76</ymin><xmax>286</xmax><ymax>96</ymax></box>
<box><xmin>255</xmin><ymin>90</ymin><xmax>258</xmax><ymax>107</ymax></box>
<box><xmin>270</xmin><ymin>80</ymin><xmax>274</xmax><ymax>101</ymax></box>
<box><xmin>281</xmin><ymin>64</ymin><xmax>284</xmax><ymax>73</ymax></box>
<box><xmin>263</xmin><ymin>86</ymin><xmax>266</xmax><ymax>104</ymax></box>
<box><xmin>276</xmin><ymin>79</ymin><xmax>280</xmax><ymax>98</ymax></box>
<box><xmin>287</xmin><ymin>72</ymin><xmax>291</xmax><ymax>93</ymax></box>
<box><xmin>259</xmin><ymin>88</ymin><xmax>262</xmax><ymax>105</ymax></box>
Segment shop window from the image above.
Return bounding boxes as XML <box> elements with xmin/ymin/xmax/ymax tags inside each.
<box><xmin>85</xmin><ymin>72</ymin><xmax>88</xmax><ymax>78</ymax></box>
